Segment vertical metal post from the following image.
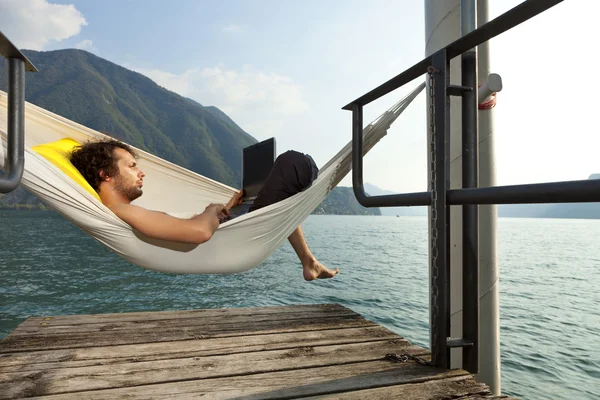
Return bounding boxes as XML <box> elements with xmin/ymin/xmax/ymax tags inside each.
<box><xmin>351</xmin><ymin>102</ymin><xmax>364</xmax><ymax>194</ymax></box>
<box><xmin>475</xmin><ymin>0</ymin><xmax>500</xmax><ymax>392</ymax></box>
<box><xmin>0</xmin><ymin>58</ymin><xmax>25</xmax><ymax>193</ymax></box>
<box><xmin>431</xmin><ymin>50</ymin><xmax>450</xmax><ymax>369</ymax></box>
<box><xmin>461</xmin><ymin>0</ymin><xmax>480</xmax><ymax>373</ymax></box>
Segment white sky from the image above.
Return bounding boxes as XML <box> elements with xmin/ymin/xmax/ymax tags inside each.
<box><xmin>1</xmin><ymin>0</ymin><xmax>597</xmax><ymax>193</ymax></box>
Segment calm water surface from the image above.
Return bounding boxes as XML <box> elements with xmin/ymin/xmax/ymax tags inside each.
<box><xmin>1</xmin><ymin>210</ymin><xmax>599</xmax><ymax>399</ymax></box>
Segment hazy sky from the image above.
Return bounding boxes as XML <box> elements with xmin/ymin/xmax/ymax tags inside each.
<box><xmin>1</xmin><ymin>0</ymin><xmax>597</xmax><ymax>193</ymax></box>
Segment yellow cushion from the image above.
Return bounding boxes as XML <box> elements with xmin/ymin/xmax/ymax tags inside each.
<box><xmin>32</xmin><ymin>138</ymin><xmax>101</xmax><ymax>201</ymax></box>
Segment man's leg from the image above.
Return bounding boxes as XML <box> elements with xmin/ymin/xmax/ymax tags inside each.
<box><xmin>288</xmin><ymin>225</ymin><xmax>339</xmax><ymax>281</ymax></box>
<box><xmin>251</xmin><ymin>151</ymin><xmax>339</xmax><ymax>280</ymax></box>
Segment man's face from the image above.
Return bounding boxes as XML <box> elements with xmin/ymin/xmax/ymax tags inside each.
<box><xmin>112</xmin><ymin>148</ymin><xmax>145</xmax><ymax>202</ymax></box>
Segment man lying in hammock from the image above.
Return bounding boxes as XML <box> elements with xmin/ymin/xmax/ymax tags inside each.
<box><xmin>70</xmin><ymin>140</ymin><xmax>339</xmax><ymax>281</ymax></box>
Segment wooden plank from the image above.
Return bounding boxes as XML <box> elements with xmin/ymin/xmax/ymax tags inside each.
<box><xmin>8</xmin><ymin>309</ymin><xmax>357</xmax><ymax>337</ymax></box>
<box><xmin>0</xmin><ymin>314</ymin><xmax>377</xmax><ymax>352</ymax></box>
<box><xmin>0</xmin><ymin>326</ymin><xmax>397</xmax><ymax>371</ymax></box>
<box><xmin>0</xmin><ymin>304</ymin><xmax>515</xmax><ymax>399</ymax></box>
<box><xmin>24</xmin><ymin>360</ymin><xmax>467</xmax><ymax>400</ymax></box>
<box><xmin>15</xmin><ymin>304</ymin><xmax>349</xmax><ymax>329</ymax></box>
<box><xmin>306</xmin><ymin>375</ymin><xmax>491</xmax><ymax>399</ymax></box>
<box><xmin>461</xmin><ymin>396</ymin><xmax>520</xmax><ymax>400</ymax></box>
<box><xmin>0</xmin><ymin>339</ymin><xmax>428</xmax><ymax>398</ymax></box>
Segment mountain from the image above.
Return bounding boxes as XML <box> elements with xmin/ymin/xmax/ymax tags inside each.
<box><xmin>499</xmin><ymin>174</ymin><xmax>600</xmax><ymax>219</ymax></box>
<box><xmin>363</xmin><ymin>183</ymin><xmax>427</xmax><ymax>216</ymax></box>
<box><xmin>497</xmin><ymin>204</ymin><xmax>551</xmax><ymax>218</ymax></box>
<box><xmin>312</xmin><ymin>186</ymin><xmax>381</xmax><ymax>216</ymax></box>
<box><xmin>0</xmin><ymin>49</ymin><xmax>378</xmax><ymax>215</ymax></box>
<box><xmin>0</xmin><ymin>49</ymin><xmax>257</xmax><ymax>189</ymax></box>
<box><xmin>499</xmin><ymin>203</ymin><xmax>600</xmax><ymax>219</ymax></box>
<box><xmin>0</xmin><ymin>185</ymin><xmax>382</xmax><ymax>216</ymax></box>
<box><xmin>365</xmin><ymin>176</ymin><xmax>600</xmax><ymax>220</ymax></box>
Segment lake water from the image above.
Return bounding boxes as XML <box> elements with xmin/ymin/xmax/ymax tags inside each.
<box><xmin>1</xmin><ymin>210</ymin><xmax>599</xmax><ymax>399</ymax></box>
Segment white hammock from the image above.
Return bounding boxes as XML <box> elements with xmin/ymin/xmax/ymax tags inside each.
<box><xmin>0</xmin><ymin>83</ymin><xmax>424</xmax><ymax>274</ymax></box>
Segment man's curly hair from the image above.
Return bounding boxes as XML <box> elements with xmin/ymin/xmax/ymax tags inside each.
<box><xmin>70</xmin><ymin>140</ymin><xmax>137</xmax><ymax>191</ymax></box>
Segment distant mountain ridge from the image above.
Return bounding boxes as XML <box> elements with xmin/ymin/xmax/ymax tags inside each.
<box><xmin>365</xmin><ymin>175</ymin><xmax>600</xmax><ymax>219</ymax></box>
<box><xmin>0</xmin><ymin>49</ymin><xmax>257</xmax><ymax>188</ymax></box>
<box><xmin>0</xmin><ymin>48</ymin><xmax>258</xmax><ymax>206</ymax></box>
<box><xmin>313</xmin><ymin>187</ymin><xmax>381</xmax><ymax>216</ymax></box>
<box><xmin>363</xmin><ymin>183</ymin><xmax>427</xmax><ymax>216</ymax></box>
<box><xmin>0</xmin><ymin>49</ymin><xmax>378</xmax><ymax>216</ymax></box>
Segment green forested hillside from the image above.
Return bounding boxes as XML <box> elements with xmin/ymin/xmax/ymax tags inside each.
<box><xmin>0</xmin><ymin>49</ymin><xmax>380</xmax><ymax>215</ymax></box>
<box><xmin>0</xmin><ymin>49</ymin><xmax>256</xmax><ymax>187</ymax></box>
<box><xmin>313</xmin><ymin>187</ymin><xmax>381</xmax><ymax>216</ymax></box>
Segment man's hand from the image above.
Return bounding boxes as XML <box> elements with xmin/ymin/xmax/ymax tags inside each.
<box><xmin>225</xmin><ymin>190</ymin><xmax>244</xmax><ymax>210</ymax></box>
<box><xmin>205</xmin><ymin>203</ymin><xmax>230</xmax><ymax>223</ymax></box>
<box><xmin>206</xmin><ymin>190</ymin><xmax>243</xmax><ymax>224</ymax></box>
<box><xmin>205</xmin><ymin>203</ymin><xmax>229</xmax><ymax>219</ymax></box>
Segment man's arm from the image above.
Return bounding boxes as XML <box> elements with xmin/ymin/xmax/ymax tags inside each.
<box><xmin>110</xmin><ymin>203</ymin><xmax>225</xmax><ymax>244</ymax></box>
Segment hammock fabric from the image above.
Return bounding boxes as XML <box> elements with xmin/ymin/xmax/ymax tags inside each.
<box><xmin>0</xmin><ymin>83</ymin><xmax>424</xmax><ymax>274</ymax></box>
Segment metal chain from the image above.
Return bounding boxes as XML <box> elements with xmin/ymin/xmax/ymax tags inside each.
<box><xmin>385</xmin><ymin>353</ymin><xmax>433</xmax><ymax>367</ymax></box>
<box><xmin>427</xmin><ymin>65</ymin><xmax>440</xmax><ymax>356</ymax></box>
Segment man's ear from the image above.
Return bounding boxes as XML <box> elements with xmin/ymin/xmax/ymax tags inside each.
<box><xmin>99</xmin><ymin>170</ymin><xmax>111</xmax><ymax>182</ymax></box>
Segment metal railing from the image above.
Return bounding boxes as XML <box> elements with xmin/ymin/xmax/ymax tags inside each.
<box><xmin>343</xmin><ymin>0</ymin><xmax>595</xmax><ymax>373</ymax></box>
<box><xmin>0</xmin><ymin>31</ymin><xmax>37</xmax><ymax>193</ymax></box>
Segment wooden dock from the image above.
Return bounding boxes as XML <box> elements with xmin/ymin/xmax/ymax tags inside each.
<box><xmin>0</xmin><ymin>304</ymin><xmax>517</xmax><ymax>399</ymax></box>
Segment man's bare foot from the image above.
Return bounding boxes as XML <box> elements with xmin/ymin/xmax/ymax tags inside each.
<box><xmin>303</xmin><ymin>259</ymin><xmax>339</xmax><ymax>281</ymax></box>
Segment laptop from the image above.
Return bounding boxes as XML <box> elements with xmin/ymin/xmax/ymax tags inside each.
<box><xmin>225</xmin><ymin>138</ymin><xmax>276</xmax><ymax>220</ymax></box>
<box><xmin>241</xmin><ymin>137</ymin><xmax>276</xmax><ymax>202</ymax></box>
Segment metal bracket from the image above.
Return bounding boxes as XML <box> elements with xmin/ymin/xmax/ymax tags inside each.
<box><xmin>447</xmin><ymin>85</ymin><xmax>472</xmax><ymax>97</ymax></box>
<box><xmin>447</xmin><ymin>338</ymin><xmax>475</xmax><ymax>348</ymax></box>
<box><xmin>0</xmin><ymin>31</ymin><xmax>38</xmax><ymax>193</ymax></box>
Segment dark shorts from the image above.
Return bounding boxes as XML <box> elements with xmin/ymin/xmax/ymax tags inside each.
<box><xmin>224</xmin><ymin>150</ymin><xmax>318</xmax><ymax>221</ymax></box>
<box><xmin>249</xmin><ymin>150</ymin><xmax>319</xmax><ymax>212</ymax></box>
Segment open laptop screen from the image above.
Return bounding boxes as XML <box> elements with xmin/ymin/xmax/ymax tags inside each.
<box><xmin>242</xmin><ymin>138</ymin><xmax>276</xmax><ymax>200</ymax></box>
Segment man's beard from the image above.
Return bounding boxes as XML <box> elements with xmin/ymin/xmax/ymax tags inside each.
<box><xmin>114</xmin><ymin>174</ymin><xmax>143</xmax><ymax>202</ymax></box>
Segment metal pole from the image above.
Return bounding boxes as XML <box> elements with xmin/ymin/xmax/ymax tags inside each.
<box><xmin>476</xmin><ymin>0</ymin><xmax>500</xmax><ymax>393</ymax></box>
<box><xmin>461</xmin><ymin>0</ymin><xmax>479</xmax><ymax>374</ymax></box>
<box><xmin>431</xmin><ymin>50</ymin><xmax>451</xmax><ymax>369</ymax></box>
<box><xmin>351</xmin><ymin>103</ymin><xmax>364</xmax><ymax>201</ymax></box>
<box><xmin>425</xmin><ymin>0</ymin><xmax>465</xmax><ymax>371</ymax></box>
<box><xmin>0</xmin><ymin>58</ymin><xmax>25</xmax><ymax>193</ymax></box>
